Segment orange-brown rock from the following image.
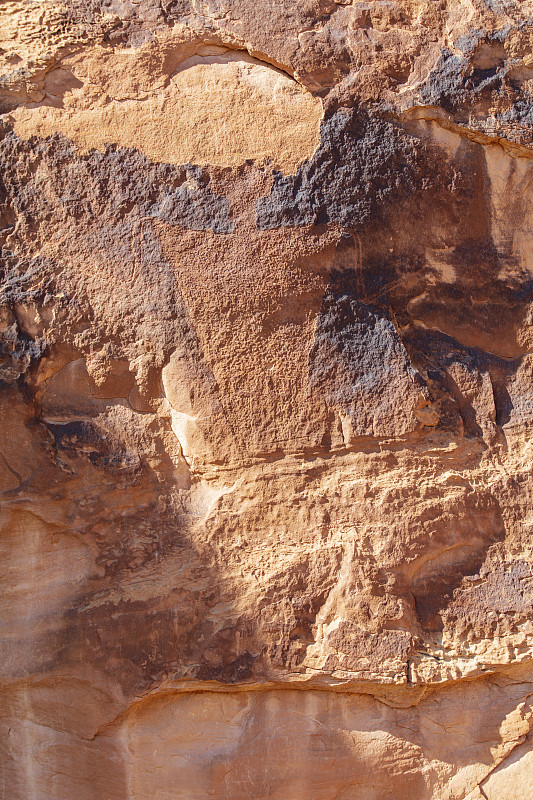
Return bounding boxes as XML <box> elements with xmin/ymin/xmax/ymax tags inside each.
<box><xmin>2</xmin><ymin>1</ymin><xmax>533</xmax><ymax>798</ymax></box>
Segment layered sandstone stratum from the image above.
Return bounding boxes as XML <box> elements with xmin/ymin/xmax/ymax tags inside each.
<box><xmin>2</xmin><ymin>1</ymin><xmax>533</xmax><ymax>798</ymax></box>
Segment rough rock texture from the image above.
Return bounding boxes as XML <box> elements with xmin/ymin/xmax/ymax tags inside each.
<box><xmin>2</xmin><ymin>1</ymin><xmax>533</xmax><ymax>798</ymax></box>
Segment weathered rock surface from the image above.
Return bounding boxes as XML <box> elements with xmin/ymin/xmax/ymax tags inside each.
<box><xmin>1</xmin><ymin>1</ymin><xmax>533</xmax><ymax>798</ymax></box>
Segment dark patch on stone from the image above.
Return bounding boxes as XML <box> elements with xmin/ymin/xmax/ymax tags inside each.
<box><xmin>494</xmin><ymin>98</ymin><xmax>533</xmax><ymax>144</ymax></box>
<box><xmin>195</xmin><ymin>651</ymin><xmax>256</xmax><ymax>683</ymax></box>
<box><xmin>0</xmin><ymin>130</ymin><xmax>233</xmax><ymax>234</ymax></box>
<box><xmin>416</xmin><ymin>33</ymin><xmax>533</xmax><ymax>146</ymax></box>
<box><xmin>308</xmin><ymin>268</ymin><xmax>422</xmax><ymax>438</ymax></box>
<box><xmin>418</xmin><ymin>49</ymin><xmax>468</xmax><ymax>112</ymax></box>
<box><xmin>256</xmin><ymin>108</ymin><xmax>442</xmax><ymax>231</ymax></box>
<box><xmin>454</xmin><ymin>29</ymin><xmax>486</xmax><ymax>55</ymax></box>
<box><xmin>418</xmin><ymin>37</ymin><xmax>508</xmax><ymax>108</ymax></box>
<box><xmin>46</xmin><ymin>419</ymin><xmax>141</xmax><ymax>470</ymax></box>
<box><xmin>465</xmin><ymin>65</ymin><xmax>502</xmax><ymax>91</ymax></box>
<box><xmin>0</xmin><ymin>127</ymin><xmax>236</xmax><ymax>398</ymax></box>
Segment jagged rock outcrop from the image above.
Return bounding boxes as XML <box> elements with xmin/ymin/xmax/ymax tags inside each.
<box><xmin>1</xmin><ymin>1</ymin><xmax>533</xmax><ymax>798</ymax></box>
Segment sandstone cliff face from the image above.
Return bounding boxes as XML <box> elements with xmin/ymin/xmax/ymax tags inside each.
<box><xmin>2</xmin><ymin>2</ymin><xmax>533</xmax><ymax>798</ymax></box>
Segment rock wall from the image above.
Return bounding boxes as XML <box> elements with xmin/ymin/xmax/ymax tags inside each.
<box><xmin>2</xmin><ymin>1</ymin><xmax>533</xmax><ymax>798</ymax></box>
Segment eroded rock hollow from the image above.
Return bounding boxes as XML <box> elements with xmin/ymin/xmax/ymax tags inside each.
<box><xmin>2</xmin><ymin>1</ymin><xmax>533</xmax><ymax>798</ymax></box>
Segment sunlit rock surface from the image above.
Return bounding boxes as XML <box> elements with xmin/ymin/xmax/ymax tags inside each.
<box><xmin>2</xmin><ymin>1</ymin><xmax>533</xmax><ymax>798</ymax></box>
